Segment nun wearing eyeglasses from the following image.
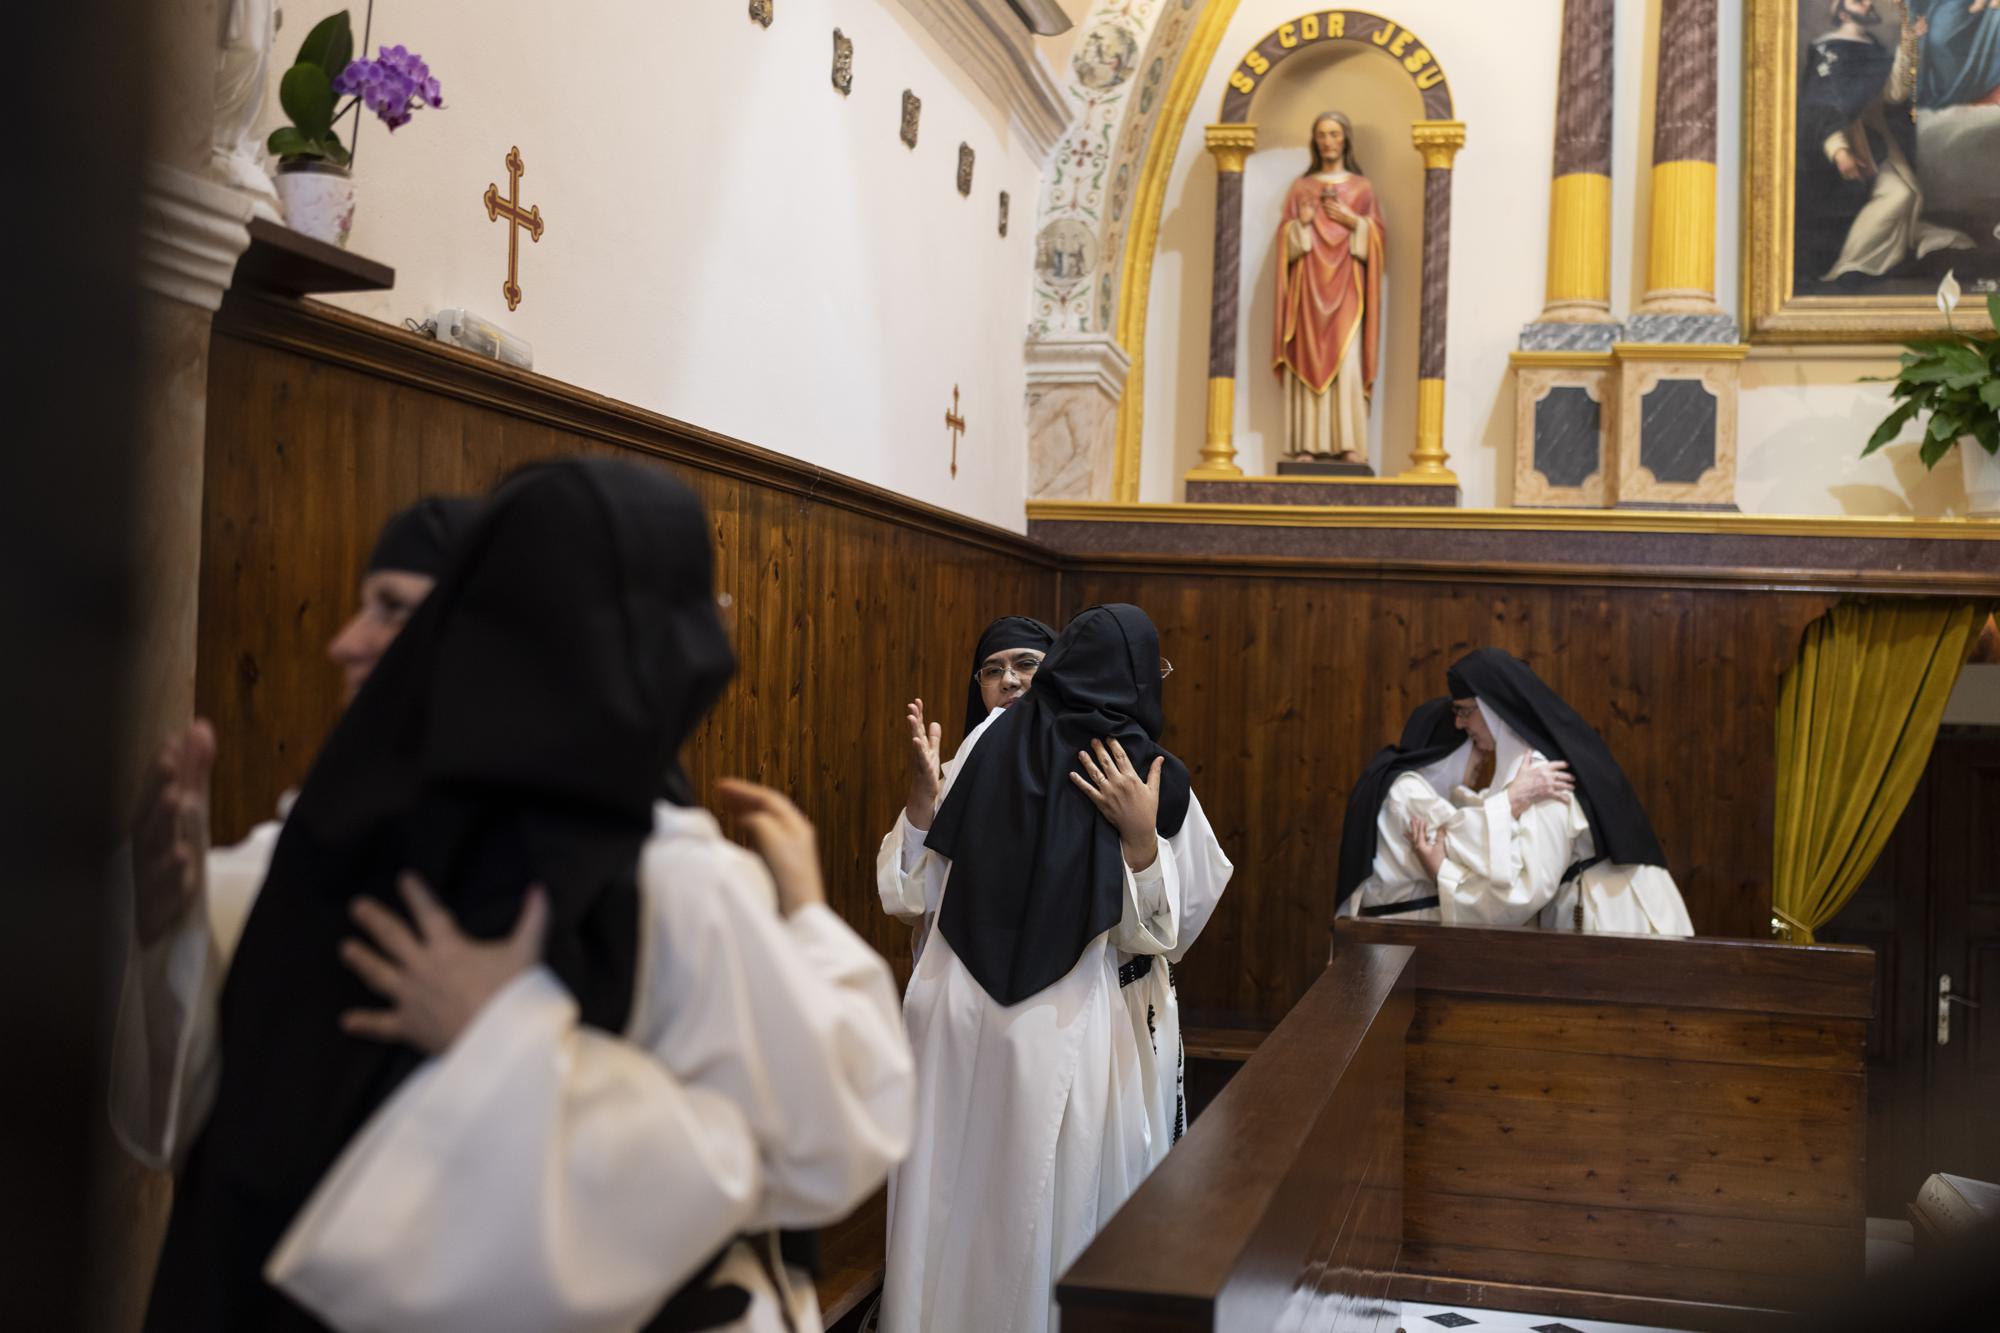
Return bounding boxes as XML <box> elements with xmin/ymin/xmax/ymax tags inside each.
<box><xmin>879</xmin><ymin>604</ymin><xmax>1233</xmax><ymax>1333</ymax></box>
<box><xmin>877</xmin><ymin>615</ymin><xmax>1058</xmax><ymax>962</ymax></box>
<box><xmin>1335</xmin><ymin>648</ymin><xmax>1692</xmax><ymax>936</ymax></box>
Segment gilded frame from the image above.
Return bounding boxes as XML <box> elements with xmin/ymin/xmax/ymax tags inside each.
<box><xmin>1741</xmin><ymin>0</ymin><xmax>1997</xmax><ymax>343</ymax></box>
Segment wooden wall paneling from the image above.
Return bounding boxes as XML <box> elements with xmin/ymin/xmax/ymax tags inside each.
<box><xmin>197</xmin><ymin>301</ymin><xmax>1059</xmax><ymax>994</ymax></box>
<box><xmin>1060</xmin><ymin>566</ymin><xmax>1838</xmax><ymax>1028</ymax></box>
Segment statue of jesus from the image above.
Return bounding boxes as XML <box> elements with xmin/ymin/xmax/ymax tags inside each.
<box><xmin>1273</xmin><ymin>111</ymin><xmax>1385</xmax><ymax>463</ymax></box>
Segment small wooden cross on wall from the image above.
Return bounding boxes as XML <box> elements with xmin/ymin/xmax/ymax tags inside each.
<box><xmin>483</xmin><ymin>146</ymin><xmax>545</xmax><ymax>312</ymax></box>
<box><xmin>945</xmin><ymin>385</ymin><xmax>967</xmax><ymax>478</ymax></box>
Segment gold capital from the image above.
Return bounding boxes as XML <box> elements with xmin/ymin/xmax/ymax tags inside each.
<box><xmin>1205</xmin><ymin>123</ymin><xmax>1258</xmax><ymax>174</ymax></box>
<box><xmin>1410</xmin><ymin>120</ymin><xmax>1467</xmax><ymax>171</ymax></box>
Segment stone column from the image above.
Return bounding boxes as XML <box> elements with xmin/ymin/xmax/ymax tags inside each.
<box><xmin>1534</xmin><ymin>0</ymin><xmax>1617</xmax><ymax>334</ymax></box>
<box><xmin>1631</xmin><ymin>0</ymin><xmax>1733</xmax><ymax>338</ymax></box>
<box><xmin>1025</xmin><ymin>333</ymin><xmax>1133</xmax><ymax>501</ymax></box>
<box><xmin>1608</xmin><ymin>0</ymin><xmax>1744</xmax><ymax>509</ymax></box>
<box><xmin>1407</xmin><ymin>120</ymin><xmax>1466</xmax><ymax>481</ymax></box>
<box><xmin>1192</xmin><ymin>123</ymin><xmax>1256</xmax><ymax>480</ymax></box>
<box><xmin>1514</xmin><ymin>0</ymin><xmax>1619</xmax><ymax>507</ymax></box>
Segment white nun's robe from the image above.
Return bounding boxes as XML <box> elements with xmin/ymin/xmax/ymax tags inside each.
<box><xmin>1339</xmin><ymin>702</ymin><xmax>1693</xmax><ymax>937</ymax></box>
<box><xmin>112</xmin><ymin>802</ymin><xmax>915</xmax><ymax>1333</ymax></box>
<box><xmin>875</xmin><ymin>709</ymin><xmax>1234</xmax><ymax>1333</ymax></box>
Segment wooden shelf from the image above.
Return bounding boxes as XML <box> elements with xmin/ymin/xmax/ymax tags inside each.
<box><xmin>231</xmin><ymin>218</ymin><xmax>393</xmax><ymax>300</ymax></box>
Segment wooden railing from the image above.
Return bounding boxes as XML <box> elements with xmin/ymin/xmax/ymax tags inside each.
<box><xmin>1337</xmin><ymin>918</ymin><xmax>1874</xmax><ymax>1333</ymax></box>
<box><xmin>1057</xmin><ymin>942</ymin><xmax>1415</xmax><ymax>1332</ymax></box>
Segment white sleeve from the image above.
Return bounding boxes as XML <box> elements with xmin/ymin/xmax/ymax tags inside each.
<box><xmin>266</xmin><ymin>968</ymin><xmax>764</xmax><ymax>1333</ymax></box>
<box><xmin>1436</xmin><ymin>791</ymin><xmax>1571</xmax><ymax>927</ymax></box>
<box><xmin>1112</xmin><ymin>844</ymin><xmax>1178</xmax><ymax>955</ymax></box>
<box><xmin>1162</xmin><ymin>793</ymin><xmax>1233</xmax><ymax>965</ymax></box>
<box><xmin>108</xmin><ymin>892</ymin><xmax>222</xmax><ymax>1171</ymax></box>
<box><xmin>106</xmin><ymin>823</ymin><xmax>279</xmax><ymax>1171</ymax></box>
<box><xmin>644</xmin><ymin>844</ymin><xmax>912</xmax><ymax>1228</ymax></box>
<box><xmin>875</xmin><ymin>812</ymin><xmax>931</xmax><ymax>923</ymax></box>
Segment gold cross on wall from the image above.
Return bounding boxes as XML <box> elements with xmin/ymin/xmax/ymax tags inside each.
<box><xmin>483</xmin><ymin>146</ymin><xmax>545</xmax><ymax>312</ymax></box>
<box><xmin>945</xmin><ymin>385</ymin><xmax>967</xmax><ymax>478</ymax></box>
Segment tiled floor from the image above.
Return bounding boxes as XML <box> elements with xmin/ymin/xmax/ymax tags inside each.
<box><xmin>1397</xmin><ymin>1302</ymin><xmax>1686</xmax><ymax>1333</ymax></box>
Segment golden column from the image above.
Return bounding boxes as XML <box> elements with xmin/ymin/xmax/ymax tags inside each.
<box><xmin>1407</xmin><ymin>120</ymin><xmax>1467</xmax><ymax>480</ymax></box>
<box><xmin>1192</xmin><ymin>122</ymin><xmax>1257</xmax><ymax>480</ymax></box>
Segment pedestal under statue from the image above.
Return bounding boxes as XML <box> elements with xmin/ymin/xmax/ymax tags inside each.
<box><xmin>1274</xmin><ymin>110</ymin><xmax>1385</xmax><ymax>464</ymax></box>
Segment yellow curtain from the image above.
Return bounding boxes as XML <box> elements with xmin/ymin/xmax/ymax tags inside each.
<box><xmin>1772</xmin><ymin>599</ymin><xmax>1991</xmax><ymax>943</ymax></box>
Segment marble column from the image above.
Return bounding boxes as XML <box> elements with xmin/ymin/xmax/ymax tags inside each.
<box><xmin>1025</xmin><ymin>333</ymin><xmax>1133</xmax><ymax>500</ymax></box>
<box><xmin>1630</xmin><ymin>0</ymin><xmax>1735</xmax><ymax>341</ymax></box>
<box><xmin>1608</xmin><ymin>0</ymin><xmax>1744</xmax><ymax>509</ymax></box>
<box><xmin>1528</xmin><ymin>0</ymin><xmax>1617</xmax><ymax>341</ymax></box>
<box><xmin>102</xmin><ymin>1</ymin><xmax>258</xmax><ymax>1327</ymax></box>
<box><xmin>1407</xmin><ymin>121</ymin><xmax>1465</xmax><ymax>481</ymax></box>
<box><xmin>1193</xmin><ymin>123</ymin><xmax>1256</xmax><ymax>480</ymax></box>
<box><xmin>1514</xmin><ymin>0</ymin><xmax>1619</xmax><ymax>507</ymax></box>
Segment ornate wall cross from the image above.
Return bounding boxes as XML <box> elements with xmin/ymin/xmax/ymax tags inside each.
<box><xmin>482</xmin><ymin>146</ymin><xmax>545</xmax><ymax>312</ymax></box>
<box><xmin>945</xmin><ymin>385</ymin><xmax>967</xmax><ymax>477</ymax></box>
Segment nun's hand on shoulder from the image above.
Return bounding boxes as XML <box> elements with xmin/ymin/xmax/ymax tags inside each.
<box><xmin>339</xmin><ymin>874</ymin><xmax>548</xmax><ymax>1055</ymax></box>
<box><xmin>1070</xmin><ymin>738</ymin><xmax>1163</xmax><ymax>872</ymax></box>
<box><xmin>1506</xmin><ymin>760</ymin><xmax>1575</xmax><ymax>818</ymax></box>
<box><xmin>716</xmin><ymin>779</ymin><xmax>827</xmax><ymax>915</ymax></box>
<box><xmin>132</xmin><ymin>720</ymin><xmax>216</xmax><ymax>946</ymax></box>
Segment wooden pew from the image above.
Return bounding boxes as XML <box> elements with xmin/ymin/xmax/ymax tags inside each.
<box><xmin>1336</xmin><ymin>918</ymin><xmax>1873</xmax><ymax>1332</ymax></box>
<box><xmin>1057</xmin><ymin>942</ymin><xmax>1415</xmax><ymax>1332</ymax></box>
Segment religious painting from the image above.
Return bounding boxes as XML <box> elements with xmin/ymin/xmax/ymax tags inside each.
<box><xmin>958</xmin><ymin>142</ymin><xmax>975</xmax><ymax>196</ymax></box>
<box><xmin>901</xmin><ymin>90</ymin><xmax>921</xmax><ymax>148</ymax></box>
<box><xmin>1745</xmin><ymin>0</ymin><xmax>2000</xmax><ymax>341</ymax></box>
<box><xmin>831</xmin><ymin>28</ymin><xmax>853</xmax><ymax>95</ymax></box>
<box><xmin>1035</xmin><ymin>218</ymin><xmax>1097</xmax><ymax>290</ymax></box>
<box><xmin>1273</xmin><ymin>110</ymin><xmax>1385</xmax><ymax>463</ymax></box>
<box><xmin>1072</xmin><ymin>22</ymin><xmax>1138</xmax><ymax>91</ymax></box>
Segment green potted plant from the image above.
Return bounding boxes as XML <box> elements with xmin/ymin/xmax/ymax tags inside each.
<box><xmin>1864</xmin><ymin>272</ymin><xmax>2000</xmax><ymax>517</ymax></box>
<box><xmin>266</xmin><ymin>8</ymin><xmax>444</xmax><ymax>248</ymax></box>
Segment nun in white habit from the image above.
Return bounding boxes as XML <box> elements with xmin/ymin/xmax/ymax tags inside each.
<box><xmin>1336</xmin><ymin>649</ymin><xmax>1692</xmax><ymax>936</ymax></box>
<box><xmin>117</xmin><ymin>460</ymin><xmax>913</xmax><ymax>1333</ymax></box>
<box><xmin>879</xmin><ymin>603</ymin><xmax>1233</xmax><ymax>1333</ymax></box>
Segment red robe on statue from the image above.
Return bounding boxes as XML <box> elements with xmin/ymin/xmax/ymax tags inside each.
<box><xmin>1273</xmin><ymin>172</ymin><xmax>1384</xmax><ymax>397</ymax></box>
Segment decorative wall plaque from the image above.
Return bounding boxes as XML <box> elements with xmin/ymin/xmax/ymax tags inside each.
<box><xmin>957</xmin><ymin>143</ymin><xmax>974</xmax><ymax>197</ymax></box>
<box><xmin>831</xmin><ymin>29</ymin><xmax>853</xmax><ymax>95</ymax></box>
<box><xmin>900</xmin><ymin>90</ymin><xmax>920</xmax><ymax>148</ymax></box>
<box><xmin>748</xmin><ymin>0</ymin><xmax>771</xmax><ymax>28</ymax></box>
<box><xmin>998</xmin><ymin>191</ymin><xmax>1010</xmax><ymax>238</ymax></box>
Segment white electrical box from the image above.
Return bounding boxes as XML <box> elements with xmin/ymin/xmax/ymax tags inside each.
<box><xmin>432</xmin><ymin>308</ymin><xmax>532</xmax><ymax>370</ymax></box>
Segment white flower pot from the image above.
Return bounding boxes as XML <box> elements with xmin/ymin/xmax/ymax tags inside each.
<box><xmin>1963</xmin><ymin>434</ymin><xmax>2000</xmax><ymax>518</ymax></box>
<box><xmin>274</xmin><ymin>160</ymin><xmax>355</xmax><ymax>248</ymax></box>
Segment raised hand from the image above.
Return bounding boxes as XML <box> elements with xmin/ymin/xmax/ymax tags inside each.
<box><xmin>1410</xmin><ymin>815</ymin><xmax>1445</xmax><ymax>881</ymax></box>
<box><xmin>132</xmin><ymin>720</ymin><xmax>217</xmax><ymax>946</ymax></box>
<box><xmin>904</xmin><ymin>697</ymin><xmax>944</xmax><ymax>830</ymax></box>
<box><xmin>339</xmin><ymin>873</ymin><xmax>547</xmax><ymax>1055</ymax></box>
<box><xmin>1507</xmin><ymin>759</ymin><xmax>1576</xmax><ymax>818</ymax></box>
<box><xmin>1068</xmin><ymin>737</ymin><xmax>1163</xmax><ymax>872</ymax></box>
<box><xmin>716</xmin><ymin>778</ymin><xmax>827</xmax><ymax>916</ymax></box>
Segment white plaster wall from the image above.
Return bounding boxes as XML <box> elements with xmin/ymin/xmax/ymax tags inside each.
<box><xmin>262</xmin><ymin>2</ymin><xmax>1059</xmax><ymax>532</ymax></box>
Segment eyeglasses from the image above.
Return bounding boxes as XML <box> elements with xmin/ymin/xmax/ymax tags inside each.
<box><xmin>975</xmin><ymin>654</ymin><xmax>1044</xmax><ymax>685</ymax></box>
<box><xmin>973</xmin><ymin>655</ymin><xmax>1175</xmax><ymax>684</ymax></box>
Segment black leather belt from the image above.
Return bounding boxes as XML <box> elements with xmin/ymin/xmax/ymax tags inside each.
<box><xmin>1118</xmin><ymin>954</ymin><xmax>1155</xmax><ymax>988</ymax></box>
<box><xmin>1359</xmin><ymin>895</ymin><xmax>1441</xmax><ymax>918</ymax></box>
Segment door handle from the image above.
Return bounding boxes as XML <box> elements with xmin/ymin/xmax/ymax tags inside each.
<box><xmin>1939</xmin><ymin>974</ymin><xmax>1982</xmax><ymax>1046</ymax></box>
